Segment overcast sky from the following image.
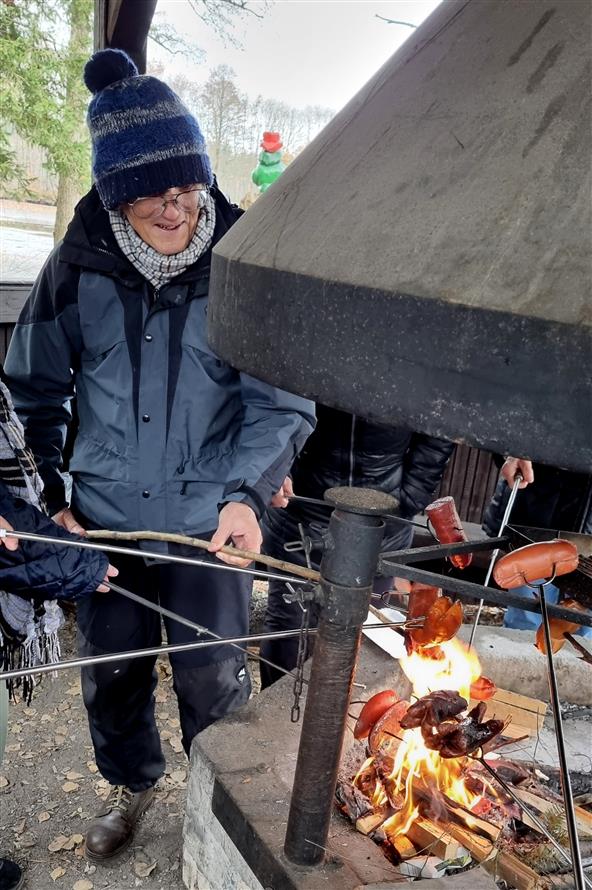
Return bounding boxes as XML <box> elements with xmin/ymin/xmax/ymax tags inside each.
<box><xmin>153</xmin><ymin>1</ymin><xmax>442</xmax><ymax>112</ymax></box>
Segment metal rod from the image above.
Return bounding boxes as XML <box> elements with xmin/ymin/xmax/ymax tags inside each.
<box><xmin>284</xmin><ymin>488</ymin><xmax>393</xmax><ymax>866</ymax></box>
<box><xmin>377</xmin><ymin>560</ymin><xmax>592</xmax><ymax>627</ymax></box>
<box><xmin>469</xmin><ymin>475</ymin><xmax>522</xmax><ymax>646</ymax></box>
<box><xmin>104</xmin><ymin>580</ymin><xmax>307</xmax><ymax>689</ymax></box>
<box><xmin>0</xmin><ymin>629</ymin><xmax>313</xmax><ymax>682</ymax></box>
<box><xmin>0</xmin><ymin>620</ymin><xmax>420</xmax><ymax>684</ymax></box>
<box><xmin>286</xmin><ymin>496</ymin><xmax>427</xmax><ymax>530</ymax></box>
<box><xmin>380</xmin><ymin>536</ymin><xmax>507</xmax><ymax>564</ymax></box>
<box><xmin>537</xmin><ymin>582</ymin><xmax>586</xmax><ymax>890</ymax></box>
<box><xmin>0</xmin><ymin>529</ymin><xmax>311</xmax><ymax>585</ymax></box>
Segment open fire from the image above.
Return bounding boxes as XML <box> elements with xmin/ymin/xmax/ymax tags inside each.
<box><xmin>349</xmin><ymin>638</ymin><xmax>493</xmax><ymax>847</ymax></box>
<box><xmin>337</xmin><ymin>627</ymin><xmax>592</xmax><ymax>886</ymax></box>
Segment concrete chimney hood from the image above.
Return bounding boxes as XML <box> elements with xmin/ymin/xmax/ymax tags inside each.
<box><xmin>209</xmin><ymin>0</ymin><xmax>592</xmax><ymax>472</ymax></box>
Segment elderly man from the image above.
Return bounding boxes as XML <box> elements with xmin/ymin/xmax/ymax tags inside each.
<box><xmin>5</xmin><ymin>49</ymin><xmax>315</xmax><ymax>860</ymax></box>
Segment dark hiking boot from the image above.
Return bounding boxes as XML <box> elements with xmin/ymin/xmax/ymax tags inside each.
<box><xmin>84</xmin><ymin>785</ymin><xmax>154</xmax><ymax>861</ymax></box>
<box><xmin>0</xmin><ymin>858</ymin><xmax>24</xmax><ymax>890</ymax></box>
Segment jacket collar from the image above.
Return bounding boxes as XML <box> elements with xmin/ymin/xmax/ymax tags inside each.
<box><xmin>59</xmin><ymin>183</ymin><xmax>241</xmax><ymax>286</ymax></box>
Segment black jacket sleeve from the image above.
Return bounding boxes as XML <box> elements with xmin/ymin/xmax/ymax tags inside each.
<box><xmin>0</xmin><ymin>484</ymin><xmax>107</xmax><ymax>600</ymax></box>
<box><xmin>399</xmin><ymin>434</ymin><xmax>455</xmax><ymax>518</ymax></box>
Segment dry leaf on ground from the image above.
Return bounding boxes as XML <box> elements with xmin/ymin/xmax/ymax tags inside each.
<box><xmin>38</xmin><ymin>811</ymin><xmax>51</xmax><ymax>822</ymax></box>
<box><xmin>73</xmin><ymin>881</ymin><xmax>93</xmax><ymax>890</ymax></box>
<box><xmin>48</xmin><ymin>835</ymin><xmax>69</xmax><ymax>852</ymax></box>
<box><xmin>65</xmin><ymin>771</ymin><xmax>84</xmax><ymax>781</ymax></box>
<box><xmin>62</xmin><ymin>781</ymin><xmax>80</xmax><ymax>793</ymax></box>
<box><xmin>50</xmin><ymin>866</ymin><xmax>65</xmax><ymax>880</ymax></box>
<box><xmin>134</xmin><ymin>860</ymin><xmax>157</xmax><ymax>878</ymax></box>
<box><xmin>0</xmin><ymin>776</ymin><xmax>9</xmax><ymax>788</ymax></box>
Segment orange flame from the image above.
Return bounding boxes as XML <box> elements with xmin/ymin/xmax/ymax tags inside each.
<box><xmin>376</xmin><ymin>639</ymin><xmax>484</xmax><ymax>838</ymax></box>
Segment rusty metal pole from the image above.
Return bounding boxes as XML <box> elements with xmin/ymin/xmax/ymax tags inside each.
<box><xmin>284</xmin><ymin>487</ymin><xmax>399</xmax><ymax>866</ymax></box>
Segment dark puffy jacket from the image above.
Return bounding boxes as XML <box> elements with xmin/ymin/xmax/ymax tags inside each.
<box><xmin>265</xmin><ymin>405</ymin><xmax>454</xmax><ymax>544</ymax></box>
<box><xmin>0</xmin><ymin>482</ymin><xmax>107</xmax><ymax>600</ymax></box>
<box><xmin>483</xmin><ymin>464</ymin><xmax>592</xmax><ymax>537</ymax></box>
<box><xmin>4</xmin><ymin>185</ymin><xmax>314</xmax><ymax>534</ymax></box>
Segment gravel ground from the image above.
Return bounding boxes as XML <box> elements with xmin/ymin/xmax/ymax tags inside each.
<box><xmin>0</xmin><ymin>584</ymin><xmax>268</xmax><ymax>890</ymax></box>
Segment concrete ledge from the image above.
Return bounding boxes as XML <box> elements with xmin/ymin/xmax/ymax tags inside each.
<box><xmin>458</xmin><ymin>625</ymin><xmax>592</xmax><ymax>706</ymax></box>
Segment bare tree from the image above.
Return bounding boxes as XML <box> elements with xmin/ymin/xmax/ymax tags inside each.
<box><xmin>197</xmin><ymin>65</ymin><xmax>245</xmax><ymax>170</ymax></box>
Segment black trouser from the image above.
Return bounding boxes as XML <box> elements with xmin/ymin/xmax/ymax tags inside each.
<box><xmin>76</xmin><ymin>545</ymin><xmax>252</xmax><ymax>791</ymax></box>
<box><xmin>260</xmin><ymin>512</ymin><xmax>412</xmax><ymax>688</ymax></box>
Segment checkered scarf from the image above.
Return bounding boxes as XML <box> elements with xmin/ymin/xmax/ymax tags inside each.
<box><xmin>0</xmin><ymin>380</ymin><xmax>63</xmax><ymax>701</ymax></box>
<box><xmin>108</xmin><ymin>191</ymin><xmax>216</xmax><ymax>288</ymax></box>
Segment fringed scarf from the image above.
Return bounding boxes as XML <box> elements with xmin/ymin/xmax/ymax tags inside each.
<box><xmin>0</xmin><ymin>380</ymin><xmax>63</xmax><ymax>702</ymax></box>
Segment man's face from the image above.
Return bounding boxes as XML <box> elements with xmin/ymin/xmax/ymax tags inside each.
<box><xmin>122</xmin><ymin>185</ymin><xmax>204</xmax><ymax>255</ymax></box>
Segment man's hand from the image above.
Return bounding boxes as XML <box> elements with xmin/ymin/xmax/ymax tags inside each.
<box><xmin>52</xmin><ymin>507</ymin><xmax>87</xmax><ymax>536</ymax></box>
<box><xmin>501</xmin><ymin>457</ymin><xmax>534</xmax><ymax>489</ymax></box>
<box><xmin>208</xmin><ymin>503</ymin><xmax>262</xmax><ymax>567</ymax></box>
<box><xmin>0</xmin><ymin>515</ymin><xmax>19</xmax><ymax>551</ymax></box>
<box><xmin>96</xmin><ymin>563</ymin><xmax>119</xmax><ymax>593</ymax></box>
<box><xmin>270</xmin><ymin>476</ymin><xmax>294</xmax><ymax>508</ymax></box>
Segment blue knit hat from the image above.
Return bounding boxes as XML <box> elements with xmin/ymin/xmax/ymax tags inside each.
<box><xmin>84</xmin><ymin>49</ymin><xmax>213</xmax><ymax>209</ymax></box>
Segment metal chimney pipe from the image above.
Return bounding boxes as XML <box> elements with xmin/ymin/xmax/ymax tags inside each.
<box><xmin>283</xmin><ymin>487</ymin><xmax>398</xmax><ymax>866</ymax></box>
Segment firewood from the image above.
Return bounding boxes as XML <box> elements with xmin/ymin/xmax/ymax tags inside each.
<box><xmin>442</xmin><ymin>821</ymin><xmax>494</xmax><ymax>863</ymax></box>
<box><xmin>471</xmin><ymin>688</ymin><xmax>547</xmax><ymax>736</ymax></box>
<box><xmin>490</xmin><ymin>850</ymin><xmax>553</xmax><ymax>890</ymax></box>
<box><xmin>406</xmin><ymin>818</ymin><xmax>462</xmax><ymax>859</ymax></box>
<box><xmin>391</xmin><ymin>833</ymin><xmax>417</xmax><ymax>859</ymax></box>
<box><xmin>355</xmin><ymin>808</ymin><xmax>394</xmax><ymax>835</ymax></box>
<box><xmin>516</xmin><ymin>787</ymin><xmax>592</xmax><ymax>839</ymax></box>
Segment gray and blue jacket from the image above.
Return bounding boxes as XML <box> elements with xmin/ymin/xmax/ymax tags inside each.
<box><xmin>5</xmin><ymin>185</ymin><xmax>315</xmax><ymax>535</ymax></box>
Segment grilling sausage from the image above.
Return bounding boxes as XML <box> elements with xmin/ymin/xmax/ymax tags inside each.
<box><xmin>535</xmin><ymin>598</ymin><xmax>587</xmax><ymax>654</ymax></box>
<box><xmin>425</xmin><ymin>497</ymin><xmax>472</xmax><ymax>569</ymax></box>
<box><xmin>493</xmin><ymin>540</ymin><xmax>579</xmax><ymax>589</ymax></box>
<box><xmin>405</xmin><ymin>582</ymin><xmax>463</xmax><ymax>652</ymax></box>
<box><xmin>354</xmin><ymin>690</ymin><xmax>399</xmax><ymax>739</ymax></box>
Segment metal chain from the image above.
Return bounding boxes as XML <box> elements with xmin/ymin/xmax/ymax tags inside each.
<box><xmin>290</xmin><ymin>523</ymin><xmax>314</xmax><ymax>723</ymax></box>
<box><xmin>291</xmin><ymin>601</ymin><xmax>311</xmax><ymax>723</ymax></box>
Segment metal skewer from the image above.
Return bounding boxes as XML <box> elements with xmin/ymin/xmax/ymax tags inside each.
<box><xmin>536</xmin><ymin>579</ymin><xmax>587</xmax><ymax>890</ymax></box>
<box><xmin>0</xmin><ymin>528</ymin><xmax>311</xmax><ymax>585</ymax></box>
<box><xmin>469</xmin><ymin>473</ymin><xmax>522</xmax><ymax>647</ymax></box>
<box><xmin>286</xmin><ymin>495</ymin><xmax>427</xmax><ymax>528</ymax></box>
<box><xmin>0</xmin><ymin>618</ymin><xmax>423</xmax><ymax>683</ymax></box>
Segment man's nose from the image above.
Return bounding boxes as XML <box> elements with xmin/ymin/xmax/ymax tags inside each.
<box><xmin>161</xmin><ymin>198</ymin><xmax>180</xmax><ymax>220</ymax></box>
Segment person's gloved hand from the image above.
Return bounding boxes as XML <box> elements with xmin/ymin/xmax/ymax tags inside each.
<box><xmin>208</xmin><ymin>502</ymin><xmax>262</xmax><ymax>567</ymax></box>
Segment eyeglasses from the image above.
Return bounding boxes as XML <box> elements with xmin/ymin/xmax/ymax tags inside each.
<box><xmin>127</xmin><ymin>186</ymin><xmax>209</xmax><ymax>220</ymax></box>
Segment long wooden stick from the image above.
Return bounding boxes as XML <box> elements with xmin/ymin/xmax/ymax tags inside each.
<box><xmin>86</xmin><ymin>529</ymin><xmax>320</xmax><ymax>582</ymax></box>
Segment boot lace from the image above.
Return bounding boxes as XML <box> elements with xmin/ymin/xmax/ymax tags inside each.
<box><xmin>107</xmin><ymin>785</ymin><xmax>134</xmax><ymax>813</ymax></box>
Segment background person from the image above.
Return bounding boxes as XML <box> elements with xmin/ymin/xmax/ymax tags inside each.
<box><xmin>260</xmin><ymin>405</ymin><xmax>454</xmax><ymax>686</ymax></box>
<box><xmin>0</xmin><ymin>371</ymin><xmax>114</xmax><ymax>890</ymax></box>
<box><xmin>484</xmin><ymin>457</ymin><xmax>592</xmax><ymax>636</ymax></box>
<box><xmin>4</xmin><ymin>49</ymin><xmax>315</xmax><ymax>861</ymax></box>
